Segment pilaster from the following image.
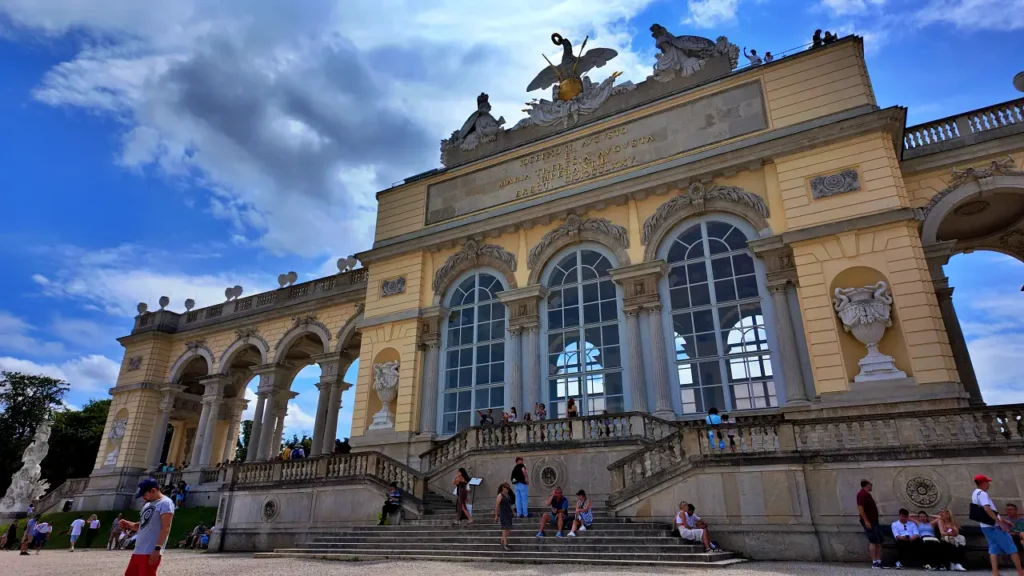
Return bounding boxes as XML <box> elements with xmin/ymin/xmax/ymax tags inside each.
<box><xmin>611</xmin><ymin>261</ymin><xmax>670</xmax><ymax>417</ymax></box>
<box><xmin>498</xmin><ymin>285</ymin><xmax>548</xmax><ymax>416</ymax></box>
<box><xmin>417</xmin><ymin>307</ymin><xmax>444</xmax><ymax>437</ymax></box>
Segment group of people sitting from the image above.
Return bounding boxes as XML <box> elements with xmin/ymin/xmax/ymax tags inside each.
<box><xmin>179</xmin><ymin>522</ymin><xmax>215</xmax><ymax>550</ymax></box>
<box><xmin>889</xmin><ymin>508</ymin><xmax>970</xmax><ymax>571</ymax></box>
<box><xmin>674</xmin><ymin>501</ymin><xmax>719</xmax><ymax>553</ymax></box>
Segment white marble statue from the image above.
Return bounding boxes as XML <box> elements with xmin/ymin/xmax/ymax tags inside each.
<box><xmin>370</xmin><ymin>361</ymin><xmax>400</xmax><ymax>430</ymax></box>
<box><xmin>0</xmin><ymin>421</ymin><xmax>52</xmax><ymax>514</ymax></box>
<box><xmin>648</xmin><ymin>24</ymin><xmax>740</xmax><ymax>83</ymax></box>
<box><xmin>833</xmin><ymin>281</ymin><xmax>908</xmax><ymax>382</ymax></box>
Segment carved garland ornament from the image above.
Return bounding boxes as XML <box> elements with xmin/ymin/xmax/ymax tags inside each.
<box><xmin>527</xmin><ymin>214</ymin><xmax>629</xmax><ymax>269</ymax></box>
<box><xmin>916</xmin><ymin>156</ymin><xmax>1024</xmax><ymax>221</ymax></box>
<box><xmin>275</xmin><ymin>313</ymin><xmax>331</xmax><ymax>350</ymax></box>
<box><xmin>233</xmin><ymin>327</ymin><xmax>269</xmax><ymax>352</ymax></box>
<box><xmin>810</xmin><ymin>169</ymin><xmax>860</xmax><ymax>199</ymax></box>
<box><xmin>641</xmin><ymin>182</ymin><xmax>769</xmax><ymax>245</ymax></box>
<box><xmin>432</xmin><ymin>240</ymin><xmax>518</xmax><ymax>293</ymax></box>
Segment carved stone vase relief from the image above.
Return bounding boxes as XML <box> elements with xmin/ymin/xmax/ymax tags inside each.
<box><xmin>833</xmin><ymin>281</ymin><xmax>907</xmax><ymax>382</ymax></box>
<box><xmin>370</xmin><ymin>361</ymin><xmax>400</xmax><ymax>430</ymax></box>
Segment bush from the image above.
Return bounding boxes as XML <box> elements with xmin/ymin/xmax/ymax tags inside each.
<box><xmin>1</xmin><ymin>506</ymin><xmax>217</xmax><ymax>550</ymax></box>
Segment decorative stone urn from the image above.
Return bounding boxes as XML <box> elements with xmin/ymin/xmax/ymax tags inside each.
<box><xmin>369</xmin><ymin>360</ymin><xmax>400</xmax><ymax>430</ymax></box>
<box><xmin>833</xmin><ymin>281</ymin><xmax>908</xmax><ymax>382</ymax></box>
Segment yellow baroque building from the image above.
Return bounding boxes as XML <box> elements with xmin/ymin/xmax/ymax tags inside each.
<box><xmin>73</xmin><ymin>34</ymin><xmax>1024</xmax><ymax>561</ymax></box>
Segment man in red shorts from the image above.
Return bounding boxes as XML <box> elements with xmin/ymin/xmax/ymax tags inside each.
<box><xmin>120</xmin><ymin>478</ymin><xmax>174</xmax><ymax>576</ymax></box>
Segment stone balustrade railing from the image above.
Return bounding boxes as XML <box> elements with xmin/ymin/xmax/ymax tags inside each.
<box><xmin>903</xmin><ymin>97</ymin><xmax>1024</xmax><ymax>158</ymax></box>
<box><xmin>34</xmin><ymin>477</ymin><xmax>89</xmax><ymax>514</ymax></box>
<box><xmin>132</xmin><ymin>268</ymin><xmax>368</xmax><ymax>333</ymax></box>
<box><xmin>421</xmin><ymin>412</ymin><xmax>682</xmax><ymax>474</ymax></box>
<box><xmin>199</xmin><ymin>468</ymin><xmax>226</xmax><ymax>484</ymax></box>
<box><xmin>227</xmin><ymin>451</ymin><xmax>426</xmax><ymax>500</ymax></box>
<box><xmin>608</xmin><ymin>405</ymin><xmax>1024</xmax><ymax>501</ymax></box>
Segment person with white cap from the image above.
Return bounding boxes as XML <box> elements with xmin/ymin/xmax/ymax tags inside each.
<box><xmin>119</xmin><ymin>477</ymin><xmax>175</xmax><ymax>576</ymax></box>
<box><xmin>972</xmin><ymin>473</ymin><xmax>1024</xmax><ymax>576</ymax></box>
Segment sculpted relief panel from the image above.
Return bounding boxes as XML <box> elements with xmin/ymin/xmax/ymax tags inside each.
<box><xmin>425</xmin><ymin>81</ymin><xmax>767</xmax><ymax>225</ymax></box>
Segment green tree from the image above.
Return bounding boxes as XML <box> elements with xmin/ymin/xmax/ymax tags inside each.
<box><xmin>40</xmin><ymin>399</ymin><xmax>111</xmax><ymax>489</ymax></box>
<box><xmin>235</xmin><ymin>420</ymin><xmax>252</xmax><ymax>462</ymax></box>
<box><xmin>0</xmin><ymin>372</ymin><xmax>69</xmax><ymax>495</ymax></box>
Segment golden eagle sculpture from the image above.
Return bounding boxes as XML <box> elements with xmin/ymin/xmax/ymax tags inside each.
<box><xmin>526</xmin><ymin>33</ymin><xmax>618</xmax><ymax>101</ymax></box>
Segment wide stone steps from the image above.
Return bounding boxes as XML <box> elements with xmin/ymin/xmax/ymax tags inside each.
<box><xmin>256</xmin><ymin>520</ymin><xmax>741</xmax><ymax>567</ymax></box>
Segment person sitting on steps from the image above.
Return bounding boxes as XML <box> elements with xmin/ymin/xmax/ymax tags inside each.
<box><xmin>537</xmin><ymin>486</ymin><xmax>569</xmax><ymax>538</ymax></box>
<box><xmin>567</xmin><ymin>489</ymin><xmax>593</xmax><ymax>537</ymax></box>
<box><xmin>675</xmin><ymin>502</ymin><xmax>717</xmax><ymax>553</ymax></box>
<box><xmin>379</xmin><ymin>482</ymin><xmax>402</xmax><ymax>525</ymax></box>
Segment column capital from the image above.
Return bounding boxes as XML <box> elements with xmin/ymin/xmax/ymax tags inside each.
<box><xmin>199</xmin><ymin>374</ymin><xmax>228</xmax><ymax>402</ymax></box>
<box><xmin>935</xmin><ymin>285</ymin><xmax>954</xmax><ymax>301</ymax></box>
<box><xmin>610</xmin><ymin>260</ymin><xmax>667</xmax><ymax>311</ymax></box>
<box><xmin>157</xmin><ymin>384</ymin><xmax>182</xmax><ymax>413</ymax></box>
<box><xmin>924</xmin><ymin>240</ymin><xmax>958</xmax><ymax>282</ymax></box>
<box><xmin>418</xmin><ymin>306</ymin><xmax>446</xmax><ymax>348</ymax></box>
<box><xmin>498</xmin><ymin>285</ymin><xmax>548</xmax><ymax>331</ymax></box>
<box><xmin>251</xmin><ymin>363</ymin><xmax>293</xmax><ymax>394</ymax></box>
<box><xmin>766</xmin><ymin>279</ymin><xmax>789</xmax><ymax>294</ymax></box>
<box><xmin>748</xmin><ymin>239</ymin><xmax>798</xmax><ymax>288</ymax></box>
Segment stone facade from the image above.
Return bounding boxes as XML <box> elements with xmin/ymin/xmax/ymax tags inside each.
<box><xmin>77</xmin><ymin>34</ymin><xmax>1024</xmax><ymax>564</ymax></box>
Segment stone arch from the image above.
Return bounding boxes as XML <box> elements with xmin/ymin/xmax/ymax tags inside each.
<box><xmin>275</xmin><ymin>317</ymin><xmax>331</xmax><ymax>359</ymax></box>
<box><xmin>919</xmin><ymin>173</ymin><xmax>1024</xmax><ymax>248</ymax></box>
<box><xmin>642</xmin><ymin>182</ymin><xmax>771</xmax><ymax>262</ymax></box>
<box><xmin>217</xmin><ymin>330</ymin><xmax>270</xmax><ymax>373</ymax></box>
<box><xmin>168</xmin><ymin>343</ymin><xmax>214</xmax><ymax>384</ymax></box>
<box><xmin>432</xmin><ymin>240</ymin><xmax>518</xmax><ymax>305</ymax></box>
<box><xmin>527</xmin><ymin>214</ymin><xmax>631</xmax><ymax>285</ymax></box>
<box><xmin>334</xmin><ymin>309</ymin><xmax>364</xmax><ymax>354</ymax></box>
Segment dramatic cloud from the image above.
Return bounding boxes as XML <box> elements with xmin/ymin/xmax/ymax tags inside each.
<box><xmin>0</xmin><ymin>353</ymin><xmax>120</xmax><ymax>394</ymax></box>
<box><xmin>957</xmin><ymin>289</ymin><xmax>1024</xmax><ymax>405</ymax></box>
<box><xmin>2</xmin><ymin>0</ymin><xmax>656</xmax><ymax>259</ymax></box>
<box><xmin>683</xmin><ymin>0</ymin><xmax>740</xmax><ymax>28</ymax></box>
<box><xmin>821</xmin><ymin>0</ymin><xmax>886</xmax><ymax>16</ymax></box>
<box><xmin>0</xmin><ymin>311</ymin><xmax>66</xmax><ymax>356</ymax></box>
<box><xmin>914</xmin><ymin>0</ymin><xmax>1024</xmax><ymax>31</ymax></box>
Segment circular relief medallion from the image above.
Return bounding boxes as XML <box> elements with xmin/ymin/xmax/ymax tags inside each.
<box><xmin>954</xmin><ymin>200</ymin><xmax>990</xmax><ymax>216</ymax></box>
<box><xmin>906</xmin><ymin>477</ymin><xmax>940</xmax><ymax>508</ymax></box>
<box><xmin>261</xmin><ymin>497</ymin><xmax>279</xmax><ymax>522</ymax></box>
<box><xmin>540</xmin><ymin>466</ymin><xmax>558</xmax><ymax>488</ymax></box>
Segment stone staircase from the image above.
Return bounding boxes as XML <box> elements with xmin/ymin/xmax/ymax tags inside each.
<box><xmin>256</xmin><ymin>503</ymin><xmax>742</xmax><ymax>567</ymax></box>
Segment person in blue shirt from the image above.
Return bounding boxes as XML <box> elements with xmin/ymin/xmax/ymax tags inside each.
<box><xmin>705</xmin><ymin>407</ymin><xmax>725</xmax><ymax>450</ymax></box>
<box><xmin>379</xmin><ymin>482</ymin><xmax>402</xmax><ymax>525</ymax></box>
<box><xmin>19</xmin><ymin>516</ymin><xmax>37</xmax><ymax>555</ymax></box>
<box><xmin>536</xmin><ymin>487</ymin><xmax>569</xmax><ymax>538</ymax></box>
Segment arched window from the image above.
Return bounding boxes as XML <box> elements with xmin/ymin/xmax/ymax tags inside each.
<box><xmin>441</xmin><ymin>272</ymin><xmax>506</xmax><ymax>434</ymax></box>
<box><xmin>545</xmin><ymin>249</ymin><xmax>623</xmax><ymax>417</ymax></box>
<box><xmin>666</xmin><ymin>221</ymin><xmax>776</xmax><ymax>414</ymax></box>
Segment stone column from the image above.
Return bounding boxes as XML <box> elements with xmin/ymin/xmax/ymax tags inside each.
<box><xmin>220</xmin><ymin>398</ymin><xmax>246</xmax><ymax>465</ymax></box>
<box><xmin>507</xmin><ymin>326</ymin><xmax>523</xmax><ymax>413</ymax></box>
<box><xmin>767</xmin><ymin>281</ymin><xmax>809</xmax><ymax>404</ymax></box>
<box><xmin>310</xmin><ymin>352</ymin><xmax>341</xmax><ymax>456</ymax></box>
<box><xmin>936</xmin><ymin>286</ymin><xmax>983</xmax><ymax>404</ymax></box>
<box><xmin>167</xmin><ymin>420</ymin><xmax>185</xmax><ymax>466</ymax></box>
<box><xmin>189</xmin><ymin>400</ymin><xmax>211</xmax><ymax>467</ymax></box>
<box><xmin>622</xmin><ymin>309</ymin><xmax>648</xmax><ymax>412</ymax></box>
<box><xmin>497</xmin><ymin>286</ymin><xmax>547</xmax><ymax>416</ymax></box>
<box><xmin>417</xmin><ymin>308</ymin><xmax>443</xmax><ymax>436</ymax></box>
<box><xmin>245</xmin><ymin>394</ymin><xmax>267</xmax><ymax>462</ymax></box>
<box><xmin>925</xmin><ymin>241</ymin><xmax>983</xmax><ymax>405</ymax></box>
<box><xmin>270</xmin><ymin>391</ymin><xmax>298</xmax><ymax>457</ymax></box>
<box><xmin>323</xmin><ymin>378</ymin><xmax>350</xmax><ymax>450</ymax></box>
<box><xmin>146</xmin><ymin>386</ymin><xmax>178</xmax><ymax>470</ymax></box>
<box><xmin>251</xmin><ymin>363</ymin><xmax>291</xmax><ymax>460</ymax></box>
<box><xmin>611</xmin><ymin>261</ymin><xmax>669</xmax><ymax>417</ymax></box>
<box><xmin>198</xmin><ymin>376</ymin><xmax>226</xmax><ymax>467</ymax></box>
<box><xmin>645</xmin><ymin>304</ymin><xmax>675</xmax><ymax>419</ymax></box>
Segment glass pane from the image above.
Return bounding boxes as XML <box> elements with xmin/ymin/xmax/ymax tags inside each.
<box><xmin>445</xmin><ymin>369</ymin><xmax>459</xmax><ymax>389</ymax></box>
<box><xmin>549</xmin><ymin>309</ymin><xmax>563</xmax><ymax>330</ymax></box>
<box><xmin>458</xmin><ymin>390</ymin><xmax>472</xmax><ymax>410</ymax></box>
<box><xmin>563</xmin><ymin>286</ymin><xmax>579</xmax><ymax>307</ymax></box>
<box><xmin>477</xmin><ymin>321</ymin><xmax>491</xmax><ymax>342</ymax></box>
<box><xmin>600</xmin><ymin>300</ymin><xmax>617</xmax><ymax>322</ymax></box>
<box><xmin>583</xmin><ymin>303</ymin><xmax>600</xmax><ymax>325</ymax></box>
<box><xmin>490</xmin><ymin>362</ymin><xmax>503</xmax><ymax>383</ymax></box>
<box><xmin>701</xmin><ymin>386</ymin><xmax>726</xmax><ymax>413</ymax></box>
<box><xmin>582</xmin><ymin>282</ymin><xmax>599</xmax><ymax>303</ymax></box>
<box><xmin>673</xmin><ymin>312</ymin><xmax>693</xmax><ymax>335</ymax></box>
<box><xmin>581</xmin><ymin>250</ymin><xmax>600</xmax><ymax>268</ymax></box>
<box><xmin>711</xmin><ymin>257</ymin><xmax>733</xmax><ymax>280</ymax></box>
<box><xmin>605</xmin><ymin>396</ymin><xmax>625</xmax><ymax>414</ymax></box>
<box><xmin>603</xmin><ymin>345</ymin><xmax>621</xmax><ymax>368</ymax></box>
<box><xmin>491</xmin><ymin>342</ymin><xmax>505</xmax><ymax>362</ymax></box>
<box><xmin>715</xmin><ymin>279</ymin><xmax>737</xmax><ymax>303</ymax></box>
<box><xmin>599</xmin><ymin>280</ymin><xmax>615</xmax><ymax>300</ymax></box>
<box><xmin>690</xmin><ymin>283</ymin><xmax>711</xmax><ymax>306</ymax></box>
<box><xmin>475</xmin><ymin>390</ymin><xmax>490</xmax><ymax>409</ymax></box>
<box><xmin>708</xmin><ymin>238</ymin><xmax>731</xmax><ymax>255</ymax></box>
<box><xmin>490</xmin><ymin>385</ymin><xmax>505</xmax><ymax>407</ymax></box>
<box><xmin>736</xmin><ymin>275</ymin><xmax>759</xmax><ymax>299</ymax></box>
<box><xmin>686</xmin><ymin>262</ymin><xmax>708</xmax><ymax>283</ymax></box>
<box><xmin>443</xmin><ymin>413</ymin><xmax>458</xmax><ymax>435</ymax></box>
<box><xmin>706</xmin><ymin>221</ymin><xmax>733</xmax><ymax>241</ymax></box>
<box><xmin>604</xmin><ymin>371</ymin><xmax>623</xmax><ymax>396</ymax></box>
<box><xmin>478</xmin><ymin>304</ymin><xmax>491</xmax><ymax>322</ymax></box>
<box><xmin>456</xmin><ymin>411</ymin><xmax>471</xmax><ymax>431</ymax></box>
<box><xmin>733</xmin><ymin>253</ymin><xmax>754</xmax><ymax>275</ymax></box>
<box><xmin>460</xmin><ymin>348</ymin><xmax>473</xmax><ymax>366</ymax></box>
<box><xmin>668</xmin><ymin>266</ymin><xmax>687</xmax><ymax>288</ymax></box>
<box><xmin>593</xmin><ymin>254</ymin><xmax>612</xmax><ymax>277</ymax></box>
<box><xmin>680</xmin><ymin>388</ymin><xmax>698</xmax><ymax>414</ymax></box>
<box><xmin>459</xmin><ymin>367</ymin><xmax>472</xmax><ymax>387</ymax></box>
<box><xmin>444</xmin><ymin>393</ymin><xmax>458</xmax><ymax>412</ymax></box>
<box><xmin>693</xmin><ymin>309</ymin><xmax>715</xmax><ymax>333</ymax></box>
<box><xmin>678</xmin><ymin>363</ymin><xmax>697</xmax><ymax>386</ymax></box>
<box><xmin>696</xmin><ymin>333</ymin><xmax>718</xmax><ymax>358</ymax></box>
<box><xmin>602</xmin><ymin>324</ymin><xmax>620</xmax><ymax>345</ymax></box>
<box><xmin>724</xmin><ymin>227</ymin><xmax>748</xmax><ymax>251</ymax></box>
<box><xmin>564</xmin><ymin>306</ymin><xmax>579</xmax><ymax>327</ymax></box>
<box><xmin>670</xmin><ymin>287</ymin><xmax>690</xmax><ymax>309</ymax></box>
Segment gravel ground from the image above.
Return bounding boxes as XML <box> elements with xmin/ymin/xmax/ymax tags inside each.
<box><xmin>7</xmin><ymin>550</ymin><xmax>1013</xmax><ymax>576</ymax></box>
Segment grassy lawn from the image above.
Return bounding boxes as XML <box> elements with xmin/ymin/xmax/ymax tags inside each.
<box><xmin>2</xmin><ymin>506</ymin><xmax>216</xmax><ymax>550</ymax></box>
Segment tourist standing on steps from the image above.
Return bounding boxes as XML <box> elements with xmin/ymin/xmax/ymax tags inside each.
<box><xmin>453</xmin><ymin>468</ymin><xmax>472</xmax><ymax>526</ymax></box>
<box><xmin>510</xmin><ymin>456</ymin><xmax>530</xmax><ymax>518</ymax></box>
<box><xmin>857</xmin><ymin>479</ymin><xmax>884</xmax><ymax>569</ymax></box>
<box><xmin>120</xmin><ymin>477</ymin><xmax>175</xmax><ymax>576</ymax></box>
<box><xmin>971</xmin><ymin>474</ymin><xmax>1024</xmax><ymax>576</ymax></box>
<box><xmin>494</xmin><ymin>482</ymin><xmax>514</xmax><ymax>551</ymax></box>
<box><xmin>68</xmin><ymin>515</ymin><xmax>86</xmax><ymax>551</ymax></box>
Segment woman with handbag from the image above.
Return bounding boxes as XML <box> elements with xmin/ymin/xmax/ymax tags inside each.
<box><xmin>971</xmin><ymin>474</ymin><xmax>1024</xmax><ymax>576</ymax></box>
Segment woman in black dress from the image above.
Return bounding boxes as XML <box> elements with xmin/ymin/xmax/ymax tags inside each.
<box><xmin>494</xmin><ymin>482</ymin><xmax>514</xmax><ymax>551</ymax></box>
<box><xmin>453</xmin><ymin>468</ymin><xmax>473</xmax><ymax>525</ymax></box>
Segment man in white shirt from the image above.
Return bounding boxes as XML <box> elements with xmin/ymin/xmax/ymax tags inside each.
<box><xmin>68</xmin><ymin>516</ymin><xmax>86</xmax><ymax>552</ymax></box>
<box><xmin>972</xmin><ymin>474</ymin><xmax>1024</xmax><ymax>576</ymax></box>
<box><xmin>891</xmin><ymin>508</ymin><xmax>922</xmax><ymax>569</ymax></box>
<box><xmin>32</xmin><ymin>522</ymin><xmax>52</xmax><ymax>554</ymax></box>
<box><xmin>120</xmin><ymin>477</ymin><xmax>175</xmax><ymax>576</ymax></box>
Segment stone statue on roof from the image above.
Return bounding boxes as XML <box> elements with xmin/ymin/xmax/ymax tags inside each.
<box><xmin>440</xmin><ymin>93</ymin><xmax>506</xmax><ymax>166</ymax></box>
<box><xmin>513</xmin><ymin>33</ymin><xmax>636</xmax><ymax>131</ymax></box>
<box><xmin>649</xmin><ymin>24</ymin><xmax>739</xmax><ymax>82</ymax></box>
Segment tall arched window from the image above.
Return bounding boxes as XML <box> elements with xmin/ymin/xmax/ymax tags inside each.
<box><xmin>666</xmin><ymin>220</ymin><xmax>776</xmax><ymax>414</ymax></box>
<box><xmin>545</xmin><ymin>249</ymin><xmax>623</xmax><ymax>418</ymax></box>
<box><xmin>442</xmin><ymin>272</ymin><xmax>506</xmax><ymax>434</ymax></box>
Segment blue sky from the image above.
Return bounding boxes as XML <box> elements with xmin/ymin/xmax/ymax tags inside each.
<box><xmin>0</xmin><ymin>0</ymin><xmax>1022</xmax><ymax>435</ymax></box>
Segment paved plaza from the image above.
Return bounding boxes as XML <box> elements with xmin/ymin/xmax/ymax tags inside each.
<box><xmin>6</xmin><ymin>551</ymin><xmax>1018</xmax><ymax>576</ymax></box>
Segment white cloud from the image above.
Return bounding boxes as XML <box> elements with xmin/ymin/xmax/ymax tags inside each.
<box><xmin>953</xmin><ymin>289</ymin><xmax>1024</xmax><ymax>405</ymax></box>
<box><xmin>1</xmin><ymin>0</ymin><xmax>657</xmax><ymax>259</ymax></box>
<box><xmin>283</xmin><ymin>403</ymin><xmax>316</xmax><ymax>437</ymax></box>
<box><xmin>32</xmin><ymin>274</ymin><xmax>51</xmax><ymax>286</ymax></box>
<box><xmin>915</xmin><ymin>0</ymin><xmax>1024</xmax><ymax>31</ymax></box>
<box><xmin>0</xmin><ymin>353</ymin><xmax>120</xmax><ymax>394</ymax></box>
<box><xmin>0</xmin><ymin>311</ymin><xmax>66</xmax><ymax>356</ymax></box>
<box><xmin>821</xmin><ymin>0</ymin><xmax>886</xmax><ymax>16</ymax></box>
<box><xmin>33</xmin><ymin>243</ymin><xmax>274</xmax><ymax>317</ymax></box>
<box><xmin>683</xmin><ymin>0</ymin><xmax>739</xmax><ymax>28</ymax></box>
